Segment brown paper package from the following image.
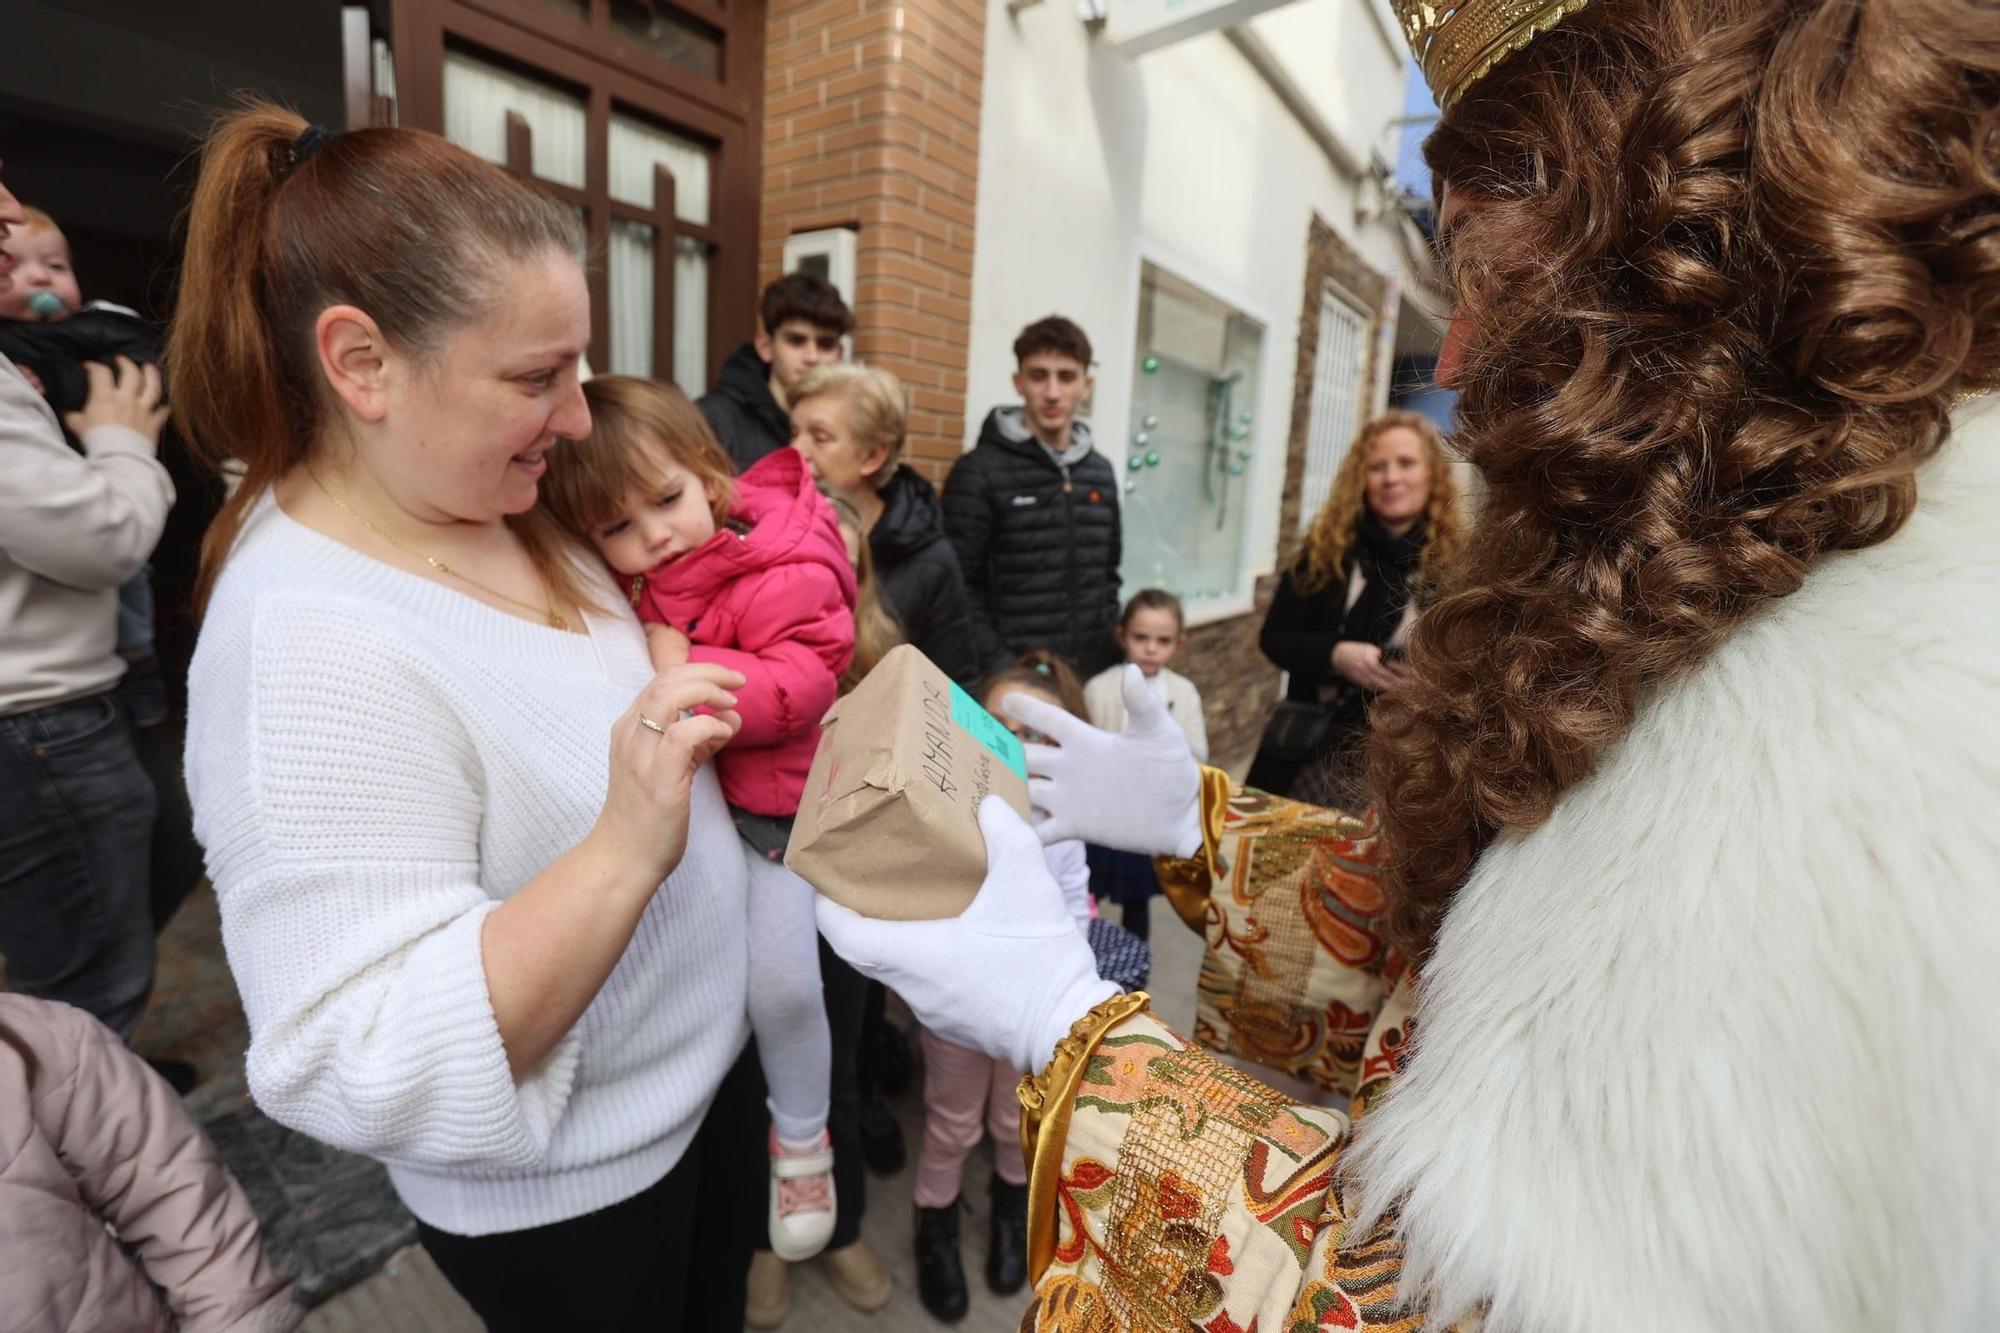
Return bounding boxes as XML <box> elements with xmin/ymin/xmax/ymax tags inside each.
<box><xmin>784</xmin><ymin>644</ymin><xmax>1031</xmax><ymax>920</ymax></box>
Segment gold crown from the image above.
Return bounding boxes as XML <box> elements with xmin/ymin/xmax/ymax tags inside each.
<box><xmin>1393</xmin><ymin>0</ymin><xmax>1597</xmax><ymax>109</ymax></box>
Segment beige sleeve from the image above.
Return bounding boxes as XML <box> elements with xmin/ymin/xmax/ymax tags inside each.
<box><xmin>1174</xmin><ymin>673</ymin><xmax>1210</xmax><ymax>763</ymax></box>
<box><xmin>0</xmin><ymin>358</ymin><xmax>172</xmax><ymax>591</ymax></box>
<box><xmin>1083</xmin><ymin>668</ymin><xmax>1126</xmax><ymax>732</ymax></box>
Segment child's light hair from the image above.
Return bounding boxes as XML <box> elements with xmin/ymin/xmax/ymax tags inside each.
<box><xmin>981</xmin><ymin>649</ymin><xmax>1088</xmax><ymax>720</ymax></box>
<box><xmin>789</xmin><ymin>363</ymin><xmax>908</xmax><ymax>491</ymax></box>
<box><xmin>543</xmin><ymin>375</ymin><xmax>736</xmax><ymax>535</ymax></box>
<box><xmin>15</xmin><ymin>207</ymin><xmax>63</xmax><ymax>239</ymax></box>
<box><xmin>1120</xmin><ymin>588</ymin><xmax>1185</xmax><ymax>634</ymax></box>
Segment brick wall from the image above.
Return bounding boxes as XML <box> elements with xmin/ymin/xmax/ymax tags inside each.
<box><xmin>759</xmin><ymin>0</ymin><xmax>985</xmax><ymax>483</ymax></box>
<box><xmin>1177</xmin><ymin>214</ymin><xmax>1392</xmax><ymax>778</ymax></box>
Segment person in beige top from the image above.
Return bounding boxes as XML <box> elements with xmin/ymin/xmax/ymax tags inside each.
<box><xmin>0</xmin><ymin>163</ymin><xmax>174</xmax><ymax>1040</ymax></box>
<box><xmin>0</xmin><ymin>992</ymin><xmax>297</xmax><ymax>1331</ymax></box>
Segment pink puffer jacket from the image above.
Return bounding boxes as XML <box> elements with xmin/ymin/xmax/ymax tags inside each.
<box><xmin>0</xmin><ymin>994</ymin><xmax>298</xmax><ymax>1332</ymax></box>
<box><xmin>634</xmin><ymin>447</ymin><xmax>857</xmax><ymax>816</ymax></box>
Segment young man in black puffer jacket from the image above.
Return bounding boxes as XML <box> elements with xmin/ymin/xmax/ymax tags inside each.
<box><xmin>699</xmin><ymin>271</ymin><xmax>852</xmax><ymax>473</ymax></box>
<box><xmin>942</xmin><ymin>316</ymin><xmax>1122</xmax><ymax>678</ymax></box>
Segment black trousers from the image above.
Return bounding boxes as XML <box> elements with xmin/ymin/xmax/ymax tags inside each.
<box><xmin>419</xmin><ymin>1038</ymin><xmax>769</xmax><ymax>1332</ymax></box>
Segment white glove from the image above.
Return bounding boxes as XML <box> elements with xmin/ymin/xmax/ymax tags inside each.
<box><xmin>814</xmin><ymin>797</ymin><xmax>1119</xmax><ymax>1073</ymax></box>
<box><xmin>1001</xmin><ymin>664</ymin><xmax>1204</xmax><ymax>859</ymax></box>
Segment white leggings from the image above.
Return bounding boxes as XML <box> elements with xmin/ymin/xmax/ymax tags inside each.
<box><xmin>744</xmin><ymin>852</ymin><xmax>831</xmax><ymax>1144</ymax></box>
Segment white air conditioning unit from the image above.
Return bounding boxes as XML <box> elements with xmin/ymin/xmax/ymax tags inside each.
<box><xmin>781</xmin><ymin>228</ymin><xmax>859</xmax><ymax>310</ymax></box>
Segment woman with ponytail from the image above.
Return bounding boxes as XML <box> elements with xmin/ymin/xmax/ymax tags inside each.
<box><xmin>173</xmin><ymin>106</ymin><xmax>767</xmax><ymax>1329</ymax></box>
<box><xmin>802</xmin><ymin>2</ymin><xmax>2000</xmax><ymax>1329</ymax></box>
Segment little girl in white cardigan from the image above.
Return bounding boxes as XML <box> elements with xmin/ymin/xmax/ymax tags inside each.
<box><xmin>1082</xmin><ymin>589</ymin><xmax>1208</xmax><ymax>762</ymax></box>
<box><xmin>1083</xmin><ymin>590</ymin><xmax>1208</xmax><ymax>944</ymax></box>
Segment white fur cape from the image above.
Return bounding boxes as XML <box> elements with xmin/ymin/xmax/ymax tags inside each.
<box><xmin>1348</xmin><ymin>397</ymin><xmax>2000</xmax><ymax>1333</ymax></box>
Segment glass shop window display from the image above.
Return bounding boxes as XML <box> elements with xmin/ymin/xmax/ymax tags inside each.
<box><xmin>1122</xmin><ymin>263</ymin><xmax>1264</xmax><ymax>616</ymax></box>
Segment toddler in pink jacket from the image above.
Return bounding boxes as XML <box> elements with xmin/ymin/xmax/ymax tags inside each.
<box><xmin>543</xmin><ymin>375</ymin><xmax>853</xmax><ymax>1262</ymax></box>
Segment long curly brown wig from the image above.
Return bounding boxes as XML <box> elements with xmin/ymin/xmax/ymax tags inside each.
<box><xmin>1369</xmin><ymin>0</ymin><xmax>2000</xmax><ymax>965</ymax></box>
<box><xmin>1295</xmin><ymin>409</ymin><xmax>1466</xmax><ymax>596</ymax></box>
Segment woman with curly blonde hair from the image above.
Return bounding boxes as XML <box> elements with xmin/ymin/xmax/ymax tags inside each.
<box><xmin>1246</xmin><ymin>408</ymin><xmax>1464</xmax><ymax>801</ymax></box>
<box><xmin>807</xmin><ymin>1</ymin><xmax>2000</xmax><ymax>1329</ymax></box>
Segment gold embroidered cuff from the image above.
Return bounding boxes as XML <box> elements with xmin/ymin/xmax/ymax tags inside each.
<box><xmin>1016</xmin><ymin>989</ymin><xmax>1153</xmax><ymax>1285</ymax></box>
<box><xmin>1154</xmin><ymin>763</ymin><xmax>1233</xmax><ymax>933</ymax></box>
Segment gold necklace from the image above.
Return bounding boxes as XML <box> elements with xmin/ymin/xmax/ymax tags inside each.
<box><xmin>309</xmin><ymin>468</ymin><xmax>570</xmax><ymax>631</ymax></box>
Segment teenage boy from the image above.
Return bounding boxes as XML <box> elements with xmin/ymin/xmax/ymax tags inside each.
<box><xmin>700</xmin><ymin>271</ymin><xmax>852</xmax><ymax>473</ymax></box>
<box><xmin>942</xmin><ymin>315</ymin><xmax>1121</xmax><ymax>677</ymax></box>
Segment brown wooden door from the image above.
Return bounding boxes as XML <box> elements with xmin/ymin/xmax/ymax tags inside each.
<box><xmin>390</xmin><ymin>0</ymin><xmax>764</xmax><ymax>391</ymax></box>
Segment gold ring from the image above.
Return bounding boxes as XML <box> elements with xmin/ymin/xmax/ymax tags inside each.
<box><xmin>637</xmin><ymin>712</ymin><xmax>667</xmax><ymax>735</ymax></box>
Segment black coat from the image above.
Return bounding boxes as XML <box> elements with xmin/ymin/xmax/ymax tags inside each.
<box><xmin>1258</xmin><ymin>565</ymin><xmax>1354</xmax><ymax>704</ymax></box>
<box><xmin>0</xmin><ymin>306</ymin><xmax>162</xmax><ymax>419</ymax></box>
<box><xmin>1261</xmin><ymin>515</ymin><xmax>1427</xmax><ymax>703</ymax></box>
<box><xmin>941</xmin><ymin>407</ymin><xmax>1122</xmax><ymax>677</ymax></box>
<box><xmin>1248</xmin><ymin>524</ymin><xmax>1428</xmax><ymax>802</ymax></box>
<box><xmin>697</xmin><ymin>342</ymin><xmax>791</xmax><ymax>474</ymax></box>
<box><xmin>868</xmin><ymin>466</ymin><xmax>983</xmax><ymax>687</ymax></box>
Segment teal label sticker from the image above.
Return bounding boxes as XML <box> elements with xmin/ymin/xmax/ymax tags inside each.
<box><xmin>946</xmin><ymin>679</ymin><xmax>1028</xmax><ymax>780</ymax></box>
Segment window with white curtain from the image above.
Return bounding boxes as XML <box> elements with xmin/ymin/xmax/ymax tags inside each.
<box><xmin>438</xmin><ymin>51</ymin><xmax>714</xmax><ymax>395</ymax></box>
<box><xmin>606</xmin><ymin>111</ymin><xmax>711</xmax><ymax>391</ymax></box>
<box><xmin>608</xmin><ymin>114</ymin><xmax>711</xmax><ymax>223</ymax></box>
<box><xmin>1300</xmin><ymin>288</ymin><xmax>1371</xmax><ymax>531</ymax></box>
<box><xmin>442</xmin><ymin>50</ymin><xmax>585</xmax><ymax>187</ymax></box>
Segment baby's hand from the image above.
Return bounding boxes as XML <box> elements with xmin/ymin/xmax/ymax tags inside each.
<box><xmin>646</xmin><ymin>623</ymin><xmax>693</xmax><ymax>672</ymax></box>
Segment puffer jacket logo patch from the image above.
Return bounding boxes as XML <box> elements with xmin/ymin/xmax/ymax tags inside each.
<box><xmin>1011</xmin><ymin>494</ymin><xmax>1038</xmax><ymax>506</ymax></box>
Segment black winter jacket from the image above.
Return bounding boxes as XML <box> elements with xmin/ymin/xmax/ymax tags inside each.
<box><xmin>941</xmin><ymin>407</ymin><xmax>1122</xmax><ymax>677</ymax></box>
<box><xmin>0</xmin><ymin>304</ymin><xmax>161</xmax><ymax>419</ymax></box>
<box><xmin>868</xmin><ymin>466</ymin><xmax>983</xmax><ymax>687</ymax></box>
<box><xmin>1258</xmin><ymin>565</ymin><xmax>1353</xmax><ymax>704</ymax></box>
<box><xmin>697</xmin><ymin>342</ymin><xmax>791</xmax><ymax>473</ymax></box>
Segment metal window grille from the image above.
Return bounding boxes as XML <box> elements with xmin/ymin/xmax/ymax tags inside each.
<box><xmin>1300</xmin><ymin>288</ymin><xmax>1371</xmax><ymax>530</ymax></box>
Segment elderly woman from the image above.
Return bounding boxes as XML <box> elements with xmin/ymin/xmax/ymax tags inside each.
<box><xmin>172</xmin><ymin>107</ymin><xmax>763</xmax><ymax>1331</ymax></box>
<box><xmin>814</xmin><ymin>1</ymin><xmax>2000</xmax><ymax>1330</ymax></box>
<box><xmin>789</xmin><ymin>363</ymin><xmax>982</xmax><ymax>686</ymax></box>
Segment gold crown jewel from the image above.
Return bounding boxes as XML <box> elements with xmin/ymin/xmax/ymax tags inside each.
<box><xmin>1393</xmin><ymin>0</ymin><xmax>1598</xmax><ymax>109</ymax></box>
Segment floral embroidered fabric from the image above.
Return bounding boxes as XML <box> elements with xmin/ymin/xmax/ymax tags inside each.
<box><xmin>1025</xmin><ymin>781</ymin><xmax>1466</xmax><ymax>1330</ymax></box>
<box><xmin>1023</xmin><ymin>1011</ymin><xmax>1463</xmax><ymax>1332</ymax></box>
<box><xmin>1161</xmin><ymin>790</ymin><xmax>1403</xmax><ymax>1097</ymax></box>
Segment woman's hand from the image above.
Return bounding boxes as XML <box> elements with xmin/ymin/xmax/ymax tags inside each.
<box><xmin>816</xmin><ymin>797</ymin><xmax>1118</xmax><ymax>1073</ymax></box>
<box><xmin>1332</xmin><ymin>641</ymin><xmax>1410</xmax><ymax>693</ymax></box>
<box><xmin>64</xmin><ymin>357</ymin><xmax>168</xmax><ymax>447</ymax></box>
<box><xmin>1003</xmin><ymin>665</ymin><xmax>1203</xmax><ymax>858</ymax></box>
<box><xmin>590</xmin><ymin>662</ymin><xmax>744</xmax><ymax>888</ymax></box>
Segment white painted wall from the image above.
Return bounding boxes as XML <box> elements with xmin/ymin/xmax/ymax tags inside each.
<box><xmin>963</xmin><ymin>0</ymin><xmax>1413</xmax><ymax>624</ymax></box>
<box><xmin>1241</xmin><ymin>0</ymin><xmax>1410</xmax><ymax>172</ymax></box>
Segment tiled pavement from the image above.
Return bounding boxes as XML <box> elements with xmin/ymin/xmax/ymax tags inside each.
<box><xmin>135</xmin><ymin>882</ymin><xmax>1299</xmax><ymax>1331</ymax></box>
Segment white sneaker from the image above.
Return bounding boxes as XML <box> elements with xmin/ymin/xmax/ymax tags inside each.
<box><xmin>768</xmin><ymin>1128</ymin><xmax>837</xmax><ymax>1262</ymax></box>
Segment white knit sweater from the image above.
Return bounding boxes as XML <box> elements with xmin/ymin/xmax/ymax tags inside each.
<box><xmin>185</xmin><ymin>497</ymin><xmax>751</xmax><ymax>1236</ymax></box>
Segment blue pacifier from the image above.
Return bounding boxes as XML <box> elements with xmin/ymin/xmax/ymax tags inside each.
<box><xmin>25</xmin><ymin>290</ymin><xmax>67</xmax><ymax>319</ymax></box>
